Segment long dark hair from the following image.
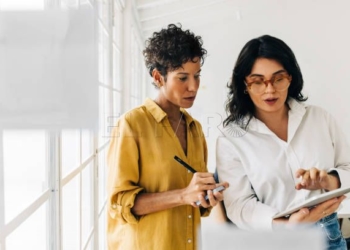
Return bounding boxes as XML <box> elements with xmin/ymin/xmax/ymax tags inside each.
<box><xmin>223</xmin><ymin>35</ymin><xmax>307</xmax><ymax>127</ymax></box>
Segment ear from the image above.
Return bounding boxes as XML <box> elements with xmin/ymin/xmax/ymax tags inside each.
<box><xmin>152</xmin><ymin>69</ymin><xmax>163</xmax><ymax>87</ymax></box>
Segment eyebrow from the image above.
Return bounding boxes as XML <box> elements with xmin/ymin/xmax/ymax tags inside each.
<box><xmin>248</xmin><ymin>69</ymin><xmax>287</xmax><ymax>78</ymax></box>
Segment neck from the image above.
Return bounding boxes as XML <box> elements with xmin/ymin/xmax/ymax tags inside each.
<box><xmin>255</xmin><ymin>104</ymin><xmax>289</xmax><ymax>126</ymax></box>
<box><xmin>154</xmin><ymin>97</ymin><xmax>182</xmax><ymax>120</ymax></box>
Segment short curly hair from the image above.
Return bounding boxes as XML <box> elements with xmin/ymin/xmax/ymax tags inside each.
<box><xmin>143</xmin><ymin>23</ymin><xmax>207</xmax><ymax>87</ymax></box>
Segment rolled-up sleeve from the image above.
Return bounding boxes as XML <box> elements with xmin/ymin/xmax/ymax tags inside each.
<box><xmin>216</xmin><ymin>136</ymin><xmax>278</xmax><ymax>230</ymax></box>
<box><xmin>107</xmin><ymin>116</ymin><xmax>144</xmax><ymax>224</ymax></box>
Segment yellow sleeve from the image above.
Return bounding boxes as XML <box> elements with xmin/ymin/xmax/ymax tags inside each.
<box><xmin>107</xmin><ymin>115</ymin><xmax>144</xmax><ymax>224</ymax></box>
<box><xmin>198</xmin><ymin>123</ymin><xmax>212</xmax><ymax>217</ymax></box>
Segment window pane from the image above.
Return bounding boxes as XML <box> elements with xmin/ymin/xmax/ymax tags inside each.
<box><xmin>98</xmin><ymin>22</ymin><xmax>110</xmax><ymax>85</ymax></box>
<box><xmin>99</xmin><ymin>86</ymin><xmax>105</xmax><ymax>146</ymax></box>
<box><xmin>6</xmin><ymin>202</ymin><xmax>47</xmax><ymax>250</ymax></box>
<box><xmin>84</xmin><ymin>239</ymin><xmax>94</xmax><ymax>250</ymax></box>
<box><xmin>82</xmin><ymin>163</ymin><xmax>93</xmax><ymax>243</ymax></box>
<box><xmin>99</xmin><ymin>207</ymin><xmax>107</xmax><ymax>250</ymax></box>
<box><xmin>82</xmin><ymin>129</ymin><xmax>93</xmax><ymax>161</ymax></box>
<box><xmin>98</xmin><ymin>149</ymin><xmax>107</xmax><ymax>211</ymax></box>
<box><xmin>3</xmin><ymin>130</ymin><xmax>47</xmax><ymax>223</ymax></box>
<box><xmin>110</xmin><ymin>91</ymin><xmax>121</xmax><ymax>133</ymax></box>
<box><xmin>97</xmin><ymin>0</ymin><xmax>110</xmax><ymax>28</ymax></box>
<box><xmin>113</xmin><ymin>45</ymin><xmax>122</xmax><ymax>91</ymax></box>
<box><xmin>104</xmin><ymin>88</ymin><xmax>112</xmax><ymax>138</ymax></box>
<box><xmin>61</xmin><ymin>129</ymin><xmax>80</xmax><ymax>177</ymax></box>
<box><xmin>113</xmin><ymin>3</ymin><xmax>123</xmax><ymax>47</ymax></box>
<box><xmin>98</xmin><ymin>22</ymin><xmax>104</xmax><ymax>84</ymax></box>
<box><xmin>0</xmin><ymin>0</ymin><xmax>44</xmax><ymax>10</ymax></box>
<box><xmin>62</xmin><ymin>176</ymin><xmax>79</xmax><ymax>250</ymax></box>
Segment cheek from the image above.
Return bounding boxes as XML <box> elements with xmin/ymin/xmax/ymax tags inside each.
<box><xmin>248</xmin><ymin>93</ymin><xmax>262</xmax><ymax>105</ymax></box>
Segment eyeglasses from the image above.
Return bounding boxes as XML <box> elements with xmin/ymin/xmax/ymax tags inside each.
<box><xmin>245</xmin><ymin>73</ymin><xmax>292</xmax><ymax>94</ymax></box>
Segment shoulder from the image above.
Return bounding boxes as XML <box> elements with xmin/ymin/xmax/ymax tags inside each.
<box><xmin>118</xmin><ymin>104</ymin><xmax>150</xmax><ymax>124</ymax></box>
<box><xmin>295</xmin><ymin>101</ymin><xmax>338</xmax><ymax>127</ymax></box>
<box><xmin>304</xmin><ymin>104</ymin><xmax>332</xmax><ymax>120</ymax></box>
<box><xmin>289</xmin><ymin>98</ymin><xmax>330</xmax><ymax>120</ymax></box>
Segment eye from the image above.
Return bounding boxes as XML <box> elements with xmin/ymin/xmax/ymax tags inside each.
<box><xmin>194</xmin><ymin>74</ymin><xmax>201</xmax><ymax>79</ymax></box>
<box><xmin>252</xmin><ymin>79</ymin><xmax>264</xmax><ymax>85</ymax></box>
<box><xmin>274</xmin><ymin>75</ymin><xmax>285</xmax><ymax>83</ymax></box>
<box><xmin>179</xmin><ymin>76</ymin><xmax>188</xmax><ymax>82</ymax></box>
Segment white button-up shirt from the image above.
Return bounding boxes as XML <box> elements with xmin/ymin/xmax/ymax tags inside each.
<box><xmin>216</xmin><ymin>98</ymin><xmax>350</xmax><ymax>230</ymax></box>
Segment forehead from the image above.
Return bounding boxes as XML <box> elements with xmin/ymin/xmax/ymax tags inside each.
<box><xmin>169</xmin><ymin>59</ymin><xmax>201</xmax><ymax>74</ymax></box>
<box><xmin>250</xmin><ymin>58</ymin><xmax>285</xmax><ymax>76</ymax></box>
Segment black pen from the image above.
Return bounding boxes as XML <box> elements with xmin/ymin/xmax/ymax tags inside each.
<box><xmin>174</xmin><ymin>155</ymin><xmax>197</xmax><ymax>173</ymax></box>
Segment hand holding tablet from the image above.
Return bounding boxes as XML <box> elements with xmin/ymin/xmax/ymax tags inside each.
<box><xmin>273</xmin><ymin>186</ymin><xmax>350</xmax><ymax>218</ymax></box>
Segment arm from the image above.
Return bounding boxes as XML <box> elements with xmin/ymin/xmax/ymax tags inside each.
<box><xmin>326</xmin><ymin>111</ymin><xmax>350</xmax><ymax>186</ymax></box>
<box><xmin>216</xmin><ymin>136</ymin><xmax>279</xmax><ymax>230</ymax></box>
<box><xmin>295</xmin><ymin>112</ymin><xmax>350</xmax><ymax>191</ymax></box>
<box><xmin>131</xmin><ymin>172</ymin><xmax>226</xmax><ymax>216</ymax></box>
<box><xmin>108</xmin><ymin>117</ymin><xmax>227</xmax><ymax>223</ymax></box>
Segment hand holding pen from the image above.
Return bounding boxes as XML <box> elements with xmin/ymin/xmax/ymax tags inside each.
<box><xmin>174</xmin><ymin>156</ymin><xmax>229</xmax><ymax>207</ymax></box>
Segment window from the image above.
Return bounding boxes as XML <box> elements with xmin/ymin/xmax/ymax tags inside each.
<box><xmin>0</xmin><ymin>1</ymin><xmax>145</xmax><ymax>249</ymax></box>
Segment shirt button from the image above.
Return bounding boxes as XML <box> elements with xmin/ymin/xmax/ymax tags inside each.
<box><xmin>187</xmin><ymin>239</ymin><xmax>192</xmax><ymax>243</ymax></box>
<box><xmin>188</xmin><ymin>215</ymin><xmax>192</xmax><ymax>219</ymax></box>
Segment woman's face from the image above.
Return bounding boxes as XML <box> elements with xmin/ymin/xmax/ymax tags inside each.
<box><xmin>245</xmin><ymin>58</ymin><xmax>290</xmax><ymax>117</ymax></box>
<box><xmin>157</xmin><ymin>58</ymin><xmax>201</xmax><ymax>109</ymax></box>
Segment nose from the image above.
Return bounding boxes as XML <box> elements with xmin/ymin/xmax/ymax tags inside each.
<box><xmin>188</xmin><ymin>76</ymin><xmax>200</xmax><ymax>92</ymax></box>
<box><xmin>264</xmin><ymin>81</ymin><xmax>276</xmax><ymax>93</ymax></box>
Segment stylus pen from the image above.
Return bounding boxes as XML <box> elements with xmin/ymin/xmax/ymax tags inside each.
<box><xmin>174</xmin><ymin>155</ymin><xmax>196</xmax><ymax>173</ymax></box>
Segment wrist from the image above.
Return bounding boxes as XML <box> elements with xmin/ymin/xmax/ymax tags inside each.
<box><xmin>326</xmin><ymin>171</ymin><xmax>341</xmax><ymax>191</ymax></box>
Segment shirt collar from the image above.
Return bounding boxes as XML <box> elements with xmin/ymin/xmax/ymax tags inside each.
<box><xmin>143</xmin><ymin>98</ymin><xmax>194</xmax><ymax>125</ymax></box>
<box><xmin>248</xmin><ymin>98</ymin><xmax>306</xmax><ymax>134</ymax></box>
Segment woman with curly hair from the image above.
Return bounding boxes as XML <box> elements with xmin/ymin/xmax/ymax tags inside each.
<box><xmin>107</xmin><ymin>24</ymin><xmax>228</xmax><ymax>250</ymax></box>
<box><xmin>217</xmin><ymin>35</ymin><xmax>349</xmax><ymax>249</ymax></box>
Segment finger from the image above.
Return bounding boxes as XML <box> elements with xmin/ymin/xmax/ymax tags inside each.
<box><xmin>202</xmin><ymin>183</ymin><xmax>217</xmax><ymax>190</ymax></box>
<box><xmin>207</xmin><ymin>190</ymin><xmax>217</xmax><ymax>206</ymax></box>
<box><xmin>319</xmin><ymin>197</ymin><xmax>344</xmax><ymax>217</ymax></box>
<box><xmin>213</xmin><ymin>191</ymin><xmax>224</xmax><ymax>202</ymax></box>
<box><xmin>290</xmin><ymin>208</ymin><xmax>310</xmax><ymax>223</ymax></box>
<box><xmin>295</xmin><ymin>168</ymin><xmax>307</xmax><ymax>178</ymax></box>
<box><xmin>194</xmin><ymin>172</ymin><xmax>214</xmax><ymax>178</ymax></box>
<box><xmin>295</xmin><ymin>183</ymin><xmax>303</xmax><ymax>190</ymax></box>
<box><xmin>195</xmin><ymin>176</ymin><xmax>216</xmax><ymax>185</ymax></box>
<box><xmin>309</xmin><ymin>167</ymin><xmax>319</xmax><ymax>184</ymax></box>
<box><xmin>301</xmin><ymin>171</ymin><xmax>310</xmax><ymax>186</ymax></box>
<box><xmin>216</xmin><ymin>182</ymin><xmax>229</xmax><ymax>189</ymax></box>
<box><xmin>315</xmin><ymin>197</ymin><xmax>339</xmax><ymax>212</ymax></box>
<box><xmin>197</xmin><ymin>193</ymin><xmax>210</xmax><ymax>208</ymax></box>
<box><xmin>319</xmin><ymin>170</ymin><xmax>328</xmax><ymax>182</ymax></box>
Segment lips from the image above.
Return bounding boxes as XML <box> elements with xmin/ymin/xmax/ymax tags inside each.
<box><xmin>264</xmin><ymin>97</ymin><xmax>278</xmax><ymax>105</ymax></box>
<box><xmin>184</xmin><ymin>96</ymin><xmax>196</xmax><ymax>101</ymax></box>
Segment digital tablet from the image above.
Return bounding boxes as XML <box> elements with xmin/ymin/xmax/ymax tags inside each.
<box><xmin>272</xmin><ymin>186</ymin><xmax>350</xmax><ymax>219</ymax></box>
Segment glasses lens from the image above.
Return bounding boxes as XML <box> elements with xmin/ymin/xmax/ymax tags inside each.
<box><xmin>250</xmin><ymin>79</ymin><xmax>265</xmax><ymax>93</ymax></box>
<box><xmin>272</xmin><ymin>74</ymin><xmax>290</xmax><ymax>91</ymax></box>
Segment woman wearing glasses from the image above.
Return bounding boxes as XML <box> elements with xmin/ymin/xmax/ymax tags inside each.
<box><xmin>216</xmin><ymin>35</ymin><xmax>350</xmax><ymax>249</ymax></box>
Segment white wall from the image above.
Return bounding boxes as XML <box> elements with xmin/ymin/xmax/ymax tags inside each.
<box><xmin>145</xmin><ymin>0</ymin><xmax>350</xmax><ymax>172</ymax></box>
